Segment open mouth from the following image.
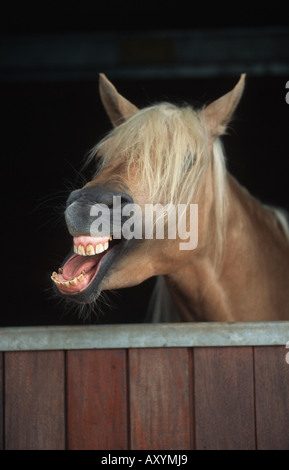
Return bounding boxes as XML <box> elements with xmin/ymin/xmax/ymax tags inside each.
<box><xmin>51</xmin><ymin>234</ymin><xmax>122</xmax><ymax>303</ymax></box>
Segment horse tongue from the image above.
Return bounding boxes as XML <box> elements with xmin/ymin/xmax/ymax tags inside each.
<box><xmin>61</xmin><ymin>254</ymin><xmax>100</xmax><ymax>281</ymax></box>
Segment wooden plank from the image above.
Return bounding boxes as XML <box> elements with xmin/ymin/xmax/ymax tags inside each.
<box><xmin>194</xmin><ymin>347</ymin><xmax>255</xmax><ymax>450</ymax></box>
<box><xmin>67</xmin><ymin>349</ymin><xmax>128</xmax><ymax>450</ymax></box>
<box><xmin>129</xmin><ymin>347</ymin><xmax>193</xmax><ymax>450</ymax></box>
<box><xmin>0</xmin><ymin>353</ymin><xmax>3</xmax><ymax>450</ymax></box>
<box><xmin>254</xmin><ymin>346</ymin><xmax>289</xmax><ymax>449</ymax></box>
<box><xmin>5</xmin><ymin>351</ymin><xmax>65</xmax><ymax>450</ymax></box>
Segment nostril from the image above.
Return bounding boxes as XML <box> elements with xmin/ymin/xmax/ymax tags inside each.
<box><xmin>120</xmin><ymin>193</ymin><xmax>133</xmax><ymax>204</ymax></box>
<box><xmin>66</xmin><ymin>189</ymin><xmax>82</xmax><ymax>207</ymax></box>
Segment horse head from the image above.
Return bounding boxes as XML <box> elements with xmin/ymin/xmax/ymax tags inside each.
<box><xmin>51</xmin><ymin>74</ymin><xmax>245</xmax><ymax>312</ymax></box>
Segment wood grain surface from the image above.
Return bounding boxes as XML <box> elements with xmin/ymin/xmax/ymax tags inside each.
<box><xmin>1</xmin><ymin>345</ymin><xmax>288</xmax><ymax>450</ymax></box>
<box><xmin>0</xmin><ymin>353</ymin><xmax>3</xmax><ymax>450</ymax></box>
<box><xmin>194</xmin><ymin>347</ymin><xmax>256</xmax><ymax>450</ymax></box>
<box><xmin>67</xmin><ymin>349</ymin><xmax>128</xmax><ymax>450</ymax></box>
<box><xmin>129</xmin><ymin>347</ymin><xmax>193</xmax><ymax>450</ymax></box>
<box><xmin>254</xmin><ymin>346</ymin><xmax>289</xmax><ymax>450</ymax></box>
<box><xmin>4</xmin><ymin>351</ymin><xmax>65</xmax><ymax>450</ymax></box>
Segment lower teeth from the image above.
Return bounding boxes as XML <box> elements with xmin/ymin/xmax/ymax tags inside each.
<box><xmin>51</xmin><ymin>270</ymin><xmax>85</xmax><ymax>288</ymax></box>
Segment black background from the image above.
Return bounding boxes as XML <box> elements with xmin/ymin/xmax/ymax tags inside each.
<box><xmin>1</xmin><ymin>5</ymin><xmax>289</xmax><ymax>326</ymax></box>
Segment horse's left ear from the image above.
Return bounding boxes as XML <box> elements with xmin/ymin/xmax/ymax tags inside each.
<box><xmin>99</xmin><ymin>73</ymin><xmax>139</xmax><ymax>127</ymax></box>
<box><xmin>203</xmin><ymin>74</ymin><xmax>246</xmax><ymax>138</ymax></box>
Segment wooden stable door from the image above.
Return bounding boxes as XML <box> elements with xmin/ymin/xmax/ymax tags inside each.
<box><xmin>1</xmin><ymin>346</ymin><xmax>289</xmax><ymax>450</ymax></box>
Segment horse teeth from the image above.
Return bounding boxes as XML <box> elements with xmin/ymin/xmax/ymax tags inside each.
<box><xmin>95</xmin><ymin>243</ymin><xmax>104</xmax><ymax>254</ymax></box>
<box><xmin>77</xmin><ymin>244</ymin><xmax>86</xmax><ymax>256</ymax></box>
<box><xmin>58</xmin><ymin>268</ymin><xmax>63</xmax><ymax>274</ymax></box>
<box><xmin>73</xmin><ymin>238</ymin><xmax>110</xmax><ymax>256</ymax></box>
<box><xmin>51</xmin><ymin>270</ymin><xmax>86</xmax><ymax>287</ymax></box>
<box><xmin>86</xmin><ymin>244</ymin><xmax>95</xmax><ymax>255</ymax></box>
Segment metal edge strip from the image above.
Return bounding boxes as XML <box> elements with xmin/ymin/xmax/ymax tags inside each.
<box><xmin>0</xmin><ymin>321</ymin><xmax>288</xmax><ymax>351</ymax></box>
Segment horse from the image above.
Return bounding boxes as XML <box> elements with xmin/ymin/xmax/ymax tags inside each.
<box><xmin>51</xmin><ymin>73</ymin><xmax>289</xmax><ymax>322</ymax></box>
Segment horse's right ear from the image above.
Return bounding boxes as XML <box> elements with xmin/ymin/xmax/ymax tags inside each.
<box><xmin>99</xmin><ymin>73</ymin><xmax>139</xmax><ymax>127</ymax></box>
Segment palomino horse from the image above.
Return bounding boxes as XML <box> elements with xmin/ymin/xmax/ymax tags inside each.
<box><xmin>51</xmin><ymin>74</ymin><xmax>289</xmax><ymax>321</ymax></box>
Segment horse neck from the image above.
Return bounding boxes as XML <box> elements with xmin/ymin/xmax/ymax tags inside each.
<box><xmin>165</xmin><ymin>172</ymin><xmax>289</xmax><ymax>321</ymax></box>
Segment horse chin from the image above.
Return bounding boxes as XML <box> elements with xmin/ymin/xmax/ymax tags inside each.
<box><xmin>51</xmin><ymin>235</ymin><xmax>124</xmax><ymax>304</ymax></box>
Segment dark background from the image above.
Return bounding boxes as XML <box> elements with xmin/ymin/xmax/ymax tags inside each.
<box><xmin>1</xmin><ymin>5</ymin><xmax>289</xmax><ymax>326</ymax></box>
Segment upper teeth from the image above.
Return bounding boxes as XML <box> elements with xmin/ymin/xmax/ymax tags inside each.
<box><xmin>74</xmin><ymin>239</ymin><xmax>110</xmax><ymax>256</ymax></box>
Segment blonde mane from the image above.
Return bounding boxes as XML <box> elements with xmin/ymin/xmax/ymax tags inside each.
<box><xmin>90</xmin><ymin>102</ymin><xmax>228</xmax><ymax>263</ymax></box>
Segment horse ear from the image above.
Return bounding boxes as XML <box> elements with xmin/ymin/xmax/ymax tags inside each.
<box><xmin>203</xmin><ymin>74</ymin><xmax>246</xmax><ymax>138</ymax></box>
<box><xmin>99</xmin><ymin>73</ymin><xmax>139</xmax><ymax>127</ymax></box>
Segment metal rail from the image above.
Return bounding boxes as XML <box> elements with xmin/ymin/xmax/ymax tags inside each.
<box><xmin>0</xmin><ymin>321</ymin><xmax>288</xmax><ymax>351</ymax></box>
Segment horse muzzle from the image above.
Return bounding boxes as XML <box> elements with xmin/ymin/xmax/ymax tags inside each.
<box><xmin>65</xmin><ymin>186</ymin><xmax>133</xmax><ymax>237</ymax></box>
<box><xmin>51</xmin><ymin>186</ymin><xmax>134</xmax><ymax>304</ymax></box>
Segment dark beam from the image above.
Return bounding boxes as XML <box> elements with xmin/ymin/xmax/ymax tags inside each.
<box><xmin>1</xmin><ymin>27</ymin><xmax>289</xmax><ymax>81</ymax></box>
